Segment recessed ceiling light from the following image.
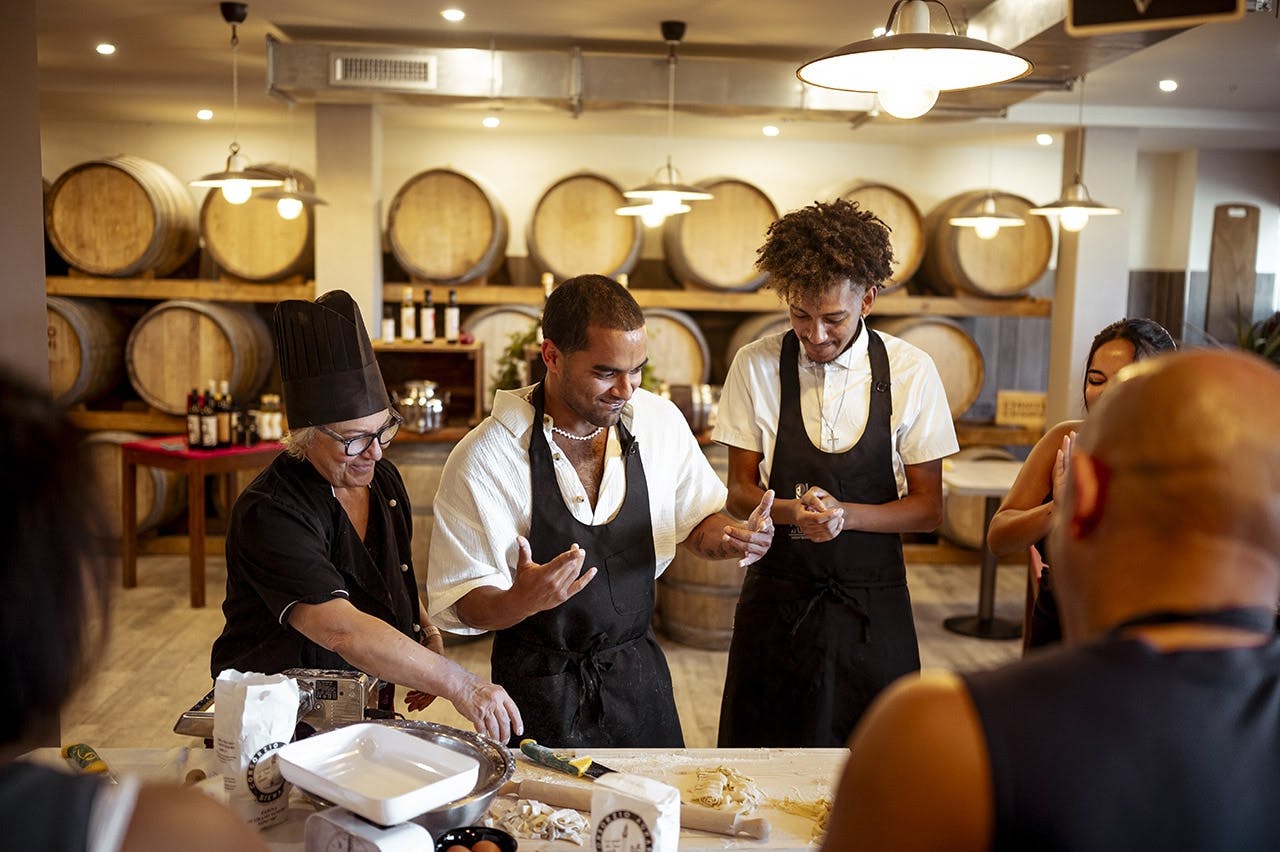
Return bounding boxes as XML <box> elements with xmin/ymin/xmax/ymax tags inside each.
<box><xmin>441</xmin><ymin>8</ymin><xmax>465</xmax><ymax>22</ymax></box>
<box><xmin>482</xmin><ymin>115</ymin><xmax>500</xmax><ymax>128</ymax></box>
<box><xmin>1158</xmin><ymin>79</ymin><xmax>1178</xmax><ymax>93</ymax></box>
<box><xmin>196</xmin><ymin>109</ymin><xmax>214</xmax><ymax>121</ymax></box>
<box><xmin>96</xmin><ymin>43</ymin><xmax>116</xmax><ymax>55</ymax></box>
<box><xmin>1036</xmin><ymin>132</ymin><xmax>1053</xmax><ymax>146</ymax></box>
<box><xmin>762</xmin><ymin>124</ymin><xmax>780</xmax><ymax>137</ymax></box>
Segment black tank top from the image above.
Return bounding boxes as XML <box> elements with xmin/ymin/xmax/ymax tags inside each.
<box><xmin>964</xmin><ymin>608</ymin><xmax>1280</xmax><ymax>851</ymax></box>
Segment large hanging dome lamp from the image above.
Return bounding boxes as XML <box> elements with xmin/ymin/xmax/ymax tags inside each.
<box><xmin>796</xmin><ymin>0</ymin><xmax>1033</xmax><ymax>120</ymax></box>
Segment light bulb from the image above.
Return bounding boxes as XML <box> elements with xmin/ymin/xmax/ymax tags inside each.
<box><xmin>974</xmin><ymin>220</ymin><xmax>1002</xmax><ymax>240</ymax></box>
<box><xmin>651</xmin><ymin>191</ymin><xmax>685</xmax><ymax>213</ymax></box>
<box><xmin>876</xmin><ymin>86</ymin><xmax>939</xmax><ymax>120</ymax></box>
<box><xmin>1059</xmin><ymin>207</ymin><xmax>1090</xmax><ymax>232</ymax></box>
<box><xmin>640</xmin><ymin>208</ymin><xmax>668</xmax><ymax>228</ymax></box>
<box><xmin>220</xmin><ymin>180</ymin><xmax>253</xmax><ymax>205</ymax></box>
<box><xmin>276</xmin><ymin>196</ymin><xmax>304</xmax><ymax>220</ymax></box>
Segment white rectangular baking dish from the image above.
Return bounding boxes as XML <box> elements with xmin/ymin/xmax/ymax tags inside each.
<box><xmin>276</xmin><ymin>722</ymin><xmax>480</xmax><ymax>825</ymax></box>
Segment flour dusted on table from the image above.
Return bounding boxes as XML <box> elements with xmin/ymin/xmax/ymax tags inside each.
<box><xmin>213</xmin><ymin>669</ymin><xmax>299</xmax><ymax>830</ymax></box>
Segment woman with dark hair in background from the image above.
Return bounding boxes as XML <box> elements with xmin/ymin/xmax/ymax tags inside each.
<box><xmin>987</xmin><ymin>317</ymin><xmax>1176</xmax><ymax>650</ymax></box>
<box><xmin>0</xmin><ymin>369</ymin><xmax>267</xmax><ymax>852</ymax></box>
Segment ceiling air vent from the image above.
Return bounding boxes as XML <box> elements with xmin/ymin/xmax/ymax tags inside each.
<box><xmin>329</xmin><ymin>52</ymin><xmax>438</xmax><ymax>91</ymax></box>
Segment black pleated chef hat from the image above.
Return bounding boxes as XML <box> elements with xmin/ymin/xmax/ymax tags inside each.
<box><xmin>273</xmin><ymin>289</ymin><xmax>390</xmax><ymax>428</ymax></box>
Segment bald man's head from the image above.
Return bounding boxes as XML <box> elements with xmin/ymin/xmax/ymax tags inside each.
<box><xmin>1073</xmin><ymin>349</ymin><xmax>1280</xmax><ymax>560</ymax></box>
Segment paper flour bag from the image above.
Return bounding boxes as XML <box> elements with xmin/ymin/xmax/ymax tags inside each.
<box><xmin>214</xmin><ymin>668</ymin><xmax>300</xmax><ymax>830</ymax></box>
<box><xmin>591</xmin><ymin>772</ymin><xmax>680</xmax><ymax>852</ymax></box>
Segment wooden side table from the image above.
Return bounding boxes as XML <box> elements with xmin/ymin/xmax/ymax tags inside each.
<box><xmin>940</xmin><ymin>458</ymin><xmax>1025</xmax><ymax>640</ymax></box>
<box><xmin>120</xmin><ymin>436</ymin><xmax>284</xmax><ymax>607</ymax></box>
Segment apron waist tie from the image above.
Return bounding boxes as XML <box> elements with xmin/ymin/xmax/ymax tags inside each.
<box><xmin>523</xmin><ymin>632</ymin><xmax>645</xmax><ymax>738</ymax></box>
<box><xmin>790</xmin><ymin>578</ymin><xmax>871</xmax><ymax>642</ymax></box>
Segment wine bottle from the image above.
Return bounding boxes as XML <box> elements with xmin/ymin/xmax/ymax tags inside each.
<box><xmin>381</xmin><ymin>303</ymin><xmax>397</xmax><ymax>342</ymax></box>
<box><xmin>199</xmin><ymin>387</ymin><xmax>218</xmax><ymax>449</ymax></box>
<box><xmin>186</xmin><ymin>388</ymin><xmax>201</xmax><ymax>448</ymax></box>
<box><xmin>420</xmin><ymin>290</ymin><xmax>435</xmax><ymax>344</ymax></box>
<box><xmin>399</xmin><ymin>286</ymin><xmax>417</xmax><ymax>341</ymax></box>
<box><xmin>215</xmin><ymin>379</ymin><xmax>231</xmax><ymax>448</ymax></box>
<box><xmin>444</xmin><ymin>289</ymin><xmax>460</xmax><ymax>344</ymax></box>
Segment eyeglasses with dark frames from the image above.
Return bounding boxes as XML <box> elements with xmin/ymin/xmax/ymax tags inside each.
<box><xmin>316</xmin><ymin>412</ymin><xmax>403</xmax><ymax>457</ymax></box>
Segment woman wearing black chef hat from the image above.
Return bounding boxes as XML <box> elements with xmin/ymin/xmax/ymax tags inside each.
<box><xmin>210</xmin><ymin>289</ymin><xmax>521</xmax><ymax>742</ymax></box>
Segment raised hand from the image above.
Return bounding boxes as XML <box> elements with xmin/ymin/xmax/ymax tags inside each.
<box><xmin>509</xmin><ymin>536</ymin><xmax>597</xmax><ymax>616</ymax></box>
<box><xmin>1051</xmin><ymin>431</ymin><xmax>1076</xmax><ymax>504</ymax></box>
<box><xmin>723</xmin><ymin>489</ymin><xmax>776</xmax><ymax>567</ymax></box>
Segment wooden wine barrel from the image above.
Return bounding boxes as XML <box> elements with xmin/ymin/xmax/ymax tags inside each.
<box><xmin>45</xmin><ymin>155</ymin><xmax>198</xmax><ymax>277</ymax></box>
<box><xmin>938</xmin><ymin>445</ymin><xmax>1018</xmax><ymax>550</ymax></box>
<box><xmin>663</xmin><ymin>178</ymin><xmax>777</xmax><ymax>292</ymax></box>
<box><xmin>643</xmin><ymin>309</ymin><xmax>710</xmax><ymax>386</ymax></box>
<box><xmin>46</xmin><ymin>296</ymin><xmax>126</xmax><ymax>406</ymax></box>
<box><xmin>125</xmin><ymin>300</ymin><xmax>273</xmax><ymax>415</ymax></box>
<box><xmin>724</xmin><ymin>312</ymin><xmax>790</xmax><ymax>371</ymax></box>
<box><xmin>82</xmin><ymin>430</ymin><xmax>187</xmax><ymax>538</ymax></box>
<box><xmin>873</xmin><ymin>316</ymin><xmax>985</xmax><ymax>419</ymax></box>
<box><xmin>199</xmin><ymin>164</ymin><xmax>315</xmax><ymax>282</ymax></box>
<box><xmin>387</xmin><ymin>168</ymin><xmax>509</xmax><ymax>285</ymax></box>
<box><xmin>918</xmin><ymin>191</ymin><xmax>1053</xmax><ymax>298</ymax></box>
<box><xmin>839</xmin><ymin>182</ymin><xmax>925</xmax><ymax>293</ymax></box>
<box><xmin>657</xmin><ymin>549</ymin><xmax>747</xmax><ymax>650</ymax></box>
<box><xmin>463</xmin><ymin>305</ymin><xmax>541</xmax><ymax>412</ymax></box>
<box><xmin>527</xmin><ymin>172</ymin><xmax>642</xmax><ymax>281</ymax></box>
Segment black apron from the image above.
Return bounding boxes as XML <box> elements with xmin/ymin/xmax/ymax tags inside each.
<box><xmin>490</xmin><ymin>384</ymin><xmax>683</xmax><ymax>748</ymax></box>
<box><xmin>718</xmin><ymin>327</ymin><xmax>920</xmax><ymax>747</ymax></box>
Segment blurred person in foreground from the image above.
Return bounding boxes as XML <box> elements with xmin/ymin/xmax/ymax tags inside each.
<box><xmin>715</xmin><ymin>199</ymin><xmax>958</xmax><ymax>747</ymax></box>
<box><xmin>427</xmin><ymin>274</ymin><xmax>774</xmax><ymax>747</ymax></box>
<box><xmin>0</xmin><ymin>368</ymin><xmax>268</xmax><ymax>852</ymax></box>
<box><xmin>210</xmin><ymin>290</ymin><xmax>521</xmax><ymax>742</ymax></box>
<box><xmin>822</xmin><ymin>348</ymin><xmax>1280</xmax><ymax>852</ymax></box>
<box><xmin>987</xmin><ymin>317</ymin><xmax>1176</xmax><ymax>650</ymax></box>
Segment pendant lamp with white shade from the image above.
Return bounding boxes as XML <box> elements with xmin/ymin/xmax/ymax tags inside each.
<box><xmin>189</xmin><ymin>3</ymin><xmax>282</xmax><ymax>205</ymax></box>
<box><xmin>1030</xmin><ymin>76</ymin><xmax>1121</xmax><ymax>232</ymax></box>
<box><xmin>796</xmin><ymin>0</ymin><xmax>1033</xmax><ymax>120</ymax></box>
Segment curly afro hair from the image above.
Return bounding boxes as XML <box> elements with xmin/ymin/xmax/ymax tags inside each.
<box><xmin>756</xmin><ymin>198</ymin><xmax>895</xmax><ymax>303</ymax></box>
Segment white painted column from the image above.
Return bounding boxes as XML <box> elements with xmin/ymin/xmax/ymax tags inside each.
<box><xmin>0</xmin><ymin>0</ymin><xmax>51</xmax><ymax>388</ymax></box>
<box><xmin>314</xmin><ymin>104</ymin><xmax>383</xmax><ymax>334</ymax></box>
<box><xmin>1046</xmin><ymin>127</ymin><xmax>1138</xmax><ymax>425</ymax></box>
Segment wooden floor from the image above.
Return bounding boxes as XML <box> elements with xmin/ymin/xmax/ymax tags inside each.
<box><xmin>62</xmin><ymin>554</ymin><xmax>1025</xmax><ymax>749</ymax></box>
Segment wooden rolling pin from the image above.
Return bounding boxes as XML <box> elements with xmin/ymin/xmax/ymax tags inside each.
<box><xmin>500</xmin><ymin>778</ymin><xmax>771</xmax><ymax>840</ymax></box>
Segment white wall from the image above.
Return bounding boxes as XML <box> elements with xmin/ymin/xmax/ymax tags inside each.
<box><xmin>1187</xmin><ymin>150</ymin><xmax>1280</xmax><ymax>276</ymax></box>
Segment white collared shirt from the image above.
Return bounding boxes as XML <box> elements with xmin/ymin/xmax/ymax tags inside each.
<box><xmin>712</xmin><ymin>327</ymin><xmax>959</xmax><ymax>495</ymax></box>
<box><xmin>426</xmin><ymin>386</ymin><xmax>727</xmax><ymax>633</ymax></box>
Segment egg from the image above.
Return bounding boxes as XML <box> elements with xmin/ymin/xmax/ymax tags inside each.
<box><xmin>444</xmin><ymin>846</ymin><xmax>469</xmax><ymax>852</ymax></box>
<box><xmin>472</xmin><ymin>841</ymin><xmax>502</xmax><ymax>852</ymax></box>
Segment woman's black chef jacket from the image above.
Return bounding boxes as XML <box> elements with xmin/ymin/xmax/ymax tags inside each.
<box><xmin>210</xmin><ymin>453</ymin><xmax>421</xmax><ymax>677</ymax></box>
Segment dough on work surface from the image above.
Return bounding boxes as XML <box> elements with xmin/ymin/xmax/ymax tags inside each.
<box><xmin>487</xmin><ymin>798</ymin><xmax>589</xmax><ymax>845</ymax></box>
<box><xmin>770</xmin><ymin>795</ymin><xmax>832</xmax><ymax>843</ymax></box>
<box><xmin>686</xmin><ymin>766</ymin><xmax>765</xmax><ymax>812</ymax></box>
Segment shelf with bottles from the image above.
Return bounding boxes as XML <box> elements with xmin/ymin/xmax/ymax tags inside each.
<box><xmin>384</xmin><ymin>283</ymin><xmax>1049</xmax><ymax>317</ymax></box>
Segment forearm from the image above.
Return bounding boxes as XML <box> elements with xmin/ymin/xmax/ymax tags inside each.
<box><xmin>840</xmin><ymin>492</ymin><xmax>943</xmax><ymax>534</ymax></box>
<box><xmin>986</xmin><ymin>501</ymin><xmax>1054</xmax><ymax>557</ymax></box>
<box><xmin>321</xmin><ymin>610</ymin><xmax>478</xmax><ymax>704</ymax></box>
<box><xmin>453</xmin><ymin>585</ymin><xmax>537</xmax><ymax>632</ymax></box>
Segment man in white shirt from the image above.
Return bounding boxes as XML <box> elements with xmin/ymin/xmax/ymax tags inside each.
<box><xmin>715</xmin><ymin>199</ymin><xmax>958</xmax><ymax>748</ymax></box>
<box><xmin>427</xmin><ymin>274</ymin><xmax>775</xmax><ymax>747</ymax></box>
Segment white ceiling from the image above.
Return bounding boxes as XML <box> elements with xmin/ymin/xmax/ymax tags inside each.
<box><xmin>34</xmin><ymin>1</ymin><xmax>1280</xmax><ymax>149</ymax></box>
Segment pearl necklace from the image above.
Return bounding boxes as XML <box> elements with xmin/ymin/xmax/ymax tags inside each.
<box><xmin>551</xmin><ymin>424</ymin><xmax>604</xmax><ymax>442</ymax></box>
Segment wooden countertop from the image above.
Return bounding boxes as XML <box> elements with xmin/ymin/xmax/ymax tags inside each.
<box><xmin>25</xmin><ymin>744</ymin><xmax>847</xmax><ymax>850</ymax></box>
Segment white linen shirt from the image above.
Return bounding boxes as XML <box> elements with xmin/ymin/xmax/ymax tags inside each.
<box><xmin>712</xmin><ymin>326</ymin><xmax>959</xmax><ymax>496</ymax></box>
<box><xmin>427</xmin><ymin>386</ymin><xmax>728</xmax><ymax>633</ymax></box>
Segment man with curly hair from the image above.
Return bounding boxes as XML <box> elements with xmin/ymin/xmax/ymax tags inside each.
<box><xmin>715</xmin><ymin>199</ymin><xmax>958</xmax><ymax>747</ymax></box>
